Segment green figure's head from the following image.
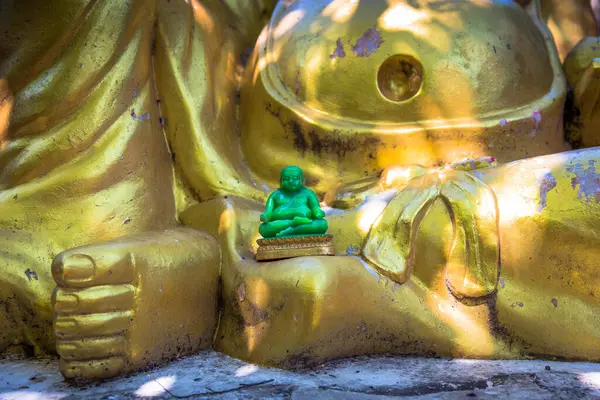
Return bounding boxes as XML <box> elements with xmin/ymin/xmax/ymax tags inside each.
<box><xmin>280</xmin><ymin>166</ymin><xmax>304</xmax><ymax>193</ymax></box>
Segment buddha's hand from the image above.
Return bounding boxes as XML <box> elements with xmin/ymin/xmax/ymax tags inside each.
<box><xmin>313</xmin><ymin>209</ymin><xmax>325</xmax><ymax>219</ymax></box>
<box><xmin>260</xmin><ymin>212</ymin><xmax>271</xmax><ymax>222</ymax></box>
<box><xmin>51</xmin><ymin>228</ymin><xmax>220</xmax><ymax>381</ymax></box>
<box><xmin>363</xmin><ymin>166</ymin><xmax>499</xmax><ymax>300</ymax></box>
<box><xmin>292</xmin><ymin>216</ymin><xmax>313</xmax><ymax>226</ymax></box>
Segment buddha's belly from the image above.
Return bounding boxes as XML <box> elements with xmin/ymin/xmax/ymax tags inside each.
<box><xmin>240</xmin><ymin>0</ymin><xmax>570</xmax><ymax>195</ymax></box>
<box><xmin>272</xmin><ymin>204</ymin><xmax>312</xmax><ymax>220</ymax></box>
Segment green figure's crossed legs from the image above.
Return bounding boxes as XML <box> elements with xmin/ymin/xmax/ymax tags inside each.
<box><xmin>259</xmin><ymin>217</ymin><xmax>328</xmax><ymax>238</ymax></box>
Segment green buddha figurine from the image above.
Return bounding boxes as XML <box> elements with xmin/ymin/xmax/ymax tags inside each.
<box><xmin>256</xmin><ymin>166</ymin><xmax>332</xmax><ymax>261</ymax></box>
<box><xmin>259</xmin><ymin>166</ymin><xmax>328</xmax><ymax>238</ymax></box>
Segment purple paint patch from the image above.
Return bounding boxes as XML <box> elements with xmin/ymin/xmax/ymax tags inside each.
<box><xmin>346</xmin><ymin>245</ymin><xmax>360</xmax><ymax>255</ymax></box>
<box><xmin>352</xmin><ymin>28</ymin><xmax>384</xmax><ymax>57</ymax></box>
<box><xmin>24</xmin><ymin>268</ymin><xmax>38</xmax><ymax>281</ymax></box>
<box><xmin>538</xmin><ymin>171</ymin><xmax>558</xmax><ymax>212</ymax></box>
<box><xmin>566</xmin><ymin>160</ymin><xmax>600</xmax><ymax>202</ymax></box>
<box><xmin>551</xmin><ymin>298</ymin><xmax>558</xmax><ymax>308</ymax></box>
<box><xmin>330</xmin><ymin>38</ymin><xmax>346</xmax><ymax>59</ymax></box>
<box><xmin>531</xmin><ymin>109</ymin><xmax>542</xmax><ymax>137</ymax></box>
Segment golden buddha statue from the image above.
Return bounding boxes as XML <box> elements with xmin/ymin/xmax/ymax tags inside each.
<box><xmin>2</xmin><ymin>0</ymin><xmax>600</xmax><ymax>380</ymax></box>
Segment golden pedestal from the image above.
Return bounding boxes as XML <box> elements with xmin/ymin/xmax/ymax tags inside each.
<box><xmin>256</xmin><ymin>235</ymin><xmax>335</xmax><ymax>261</ymax></box>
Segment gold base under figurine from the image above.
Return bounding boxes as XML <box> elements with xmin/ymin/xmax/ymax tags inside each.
<box><xmin>256</xmin><ymin>235</ymin><xmax>335</xmax><ymax>261</ymax></box>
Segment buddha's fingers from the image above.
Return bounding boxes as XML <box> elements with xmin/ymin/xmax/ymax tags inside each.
<box><xmin>362</xmin><ymin>175</ymin><xmax>440</xmax><ymax>283</ymax></box>
<box><xmin>440</xmin><ymin>171</ymin><xmax>500</xmax><ymax>300</ymax></box>
<box><xmin>55</xmin><ymin>311</ymin><xmax>134</xmax><ymax>340</ymax></box>
<box><xmin>57</xmin><ymin>336</ymin><xmax>127</xmax><ymax>361</ymax></box>
<box><xmin>60</xmin><ymin>357</ymin><xmax>127</xmax><ymax>381</ymax></box>
<box><xmin>53</xmin><ymin>285</ymin><xmax>135</xmax><ymax>315</ymax></box>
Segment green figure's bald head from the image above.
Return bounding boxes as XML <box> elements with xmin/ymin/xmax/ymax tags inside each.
<box><xmin>280</xmin><ymin>166</ymin><xmax>304</xmax><ymax>192</ymax></box>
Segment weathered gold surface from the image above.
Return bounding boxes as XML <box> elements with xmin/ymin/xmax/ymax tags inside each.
<box><xmin>541</xmin><ymin>0</ymin><xmax>596</xmax><ymax>60</ymax></box>
<box><xmin>256</xmin><ymin>235</ymin><xmax>334</xmax><ymax>261</ymax></box>
<box><xmin>0</xmin><ymin>0</ymin><xmax>273</xmax><ymax>380</ymax></box>
<box><xmin>2</xmin><ymin>0</ymin><xmax>600</xmax><ymax>381</ymax></box>
<box><xmin>564</xmin><ymin>36</ymin><xmax>600</xmax><ymax>147</ymax></box>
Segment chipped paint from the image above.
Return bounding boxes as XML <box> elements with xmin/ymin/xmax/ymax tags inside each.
<box><xmin>295</xmin><ymin>71</ymin><xmax>301</xmax><ymax>96</ymax></box>
<box><xmin>499</xmin><ymin>119</ymin><xmax>510</xmax><ymax>128</ymax></box>
<box><xmin>531</xmin><ymin>109</ymin><xmax>541</xmax><ymax>137</ymax></box>
<box><xmin>130</xmin><ymin>109</ymin><xmax>151</xmax><ymax>121</ymax></box>
<box><xmin>352</xmin><ymin>28</ymin><xmax>384</xmax><ymax>57</ymax></box>
<box><xmin>24</xmin><ymin>268</ymin><xmax>38</xmax><ymax>281</ymax></box>
<box><xmin>330</xmin><ymin>38</ymin><xmax>346</xmax><ymax>59</ymax></box>
<box><xmin>346</xmin><ymin>245</ymin><xmax>360</xmax><ymax>255</ymax></box>
<box><xmin>537</xmin><ymin>171</ymin><xmax>557</xmax><ymax>212</ymax></box>
<box><xmin>566</xmin><ymin>160</ymin><xmax>600</xmax><ymax>202</ymax></box>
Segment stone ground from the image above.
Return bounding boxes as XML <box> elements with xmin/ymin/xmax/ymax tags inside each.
<box><xmin>2</xmin><ymin>350</ymin><xmax>600</xmax><ymax>399</ymax></box>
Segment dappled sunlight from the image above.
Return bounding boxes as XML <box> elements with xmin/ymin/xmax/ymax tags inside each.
<box><xmin>452</xmin><ymin>359</ymin><xmax>482</xmax><ymax>365</ymax></box>
<box><xmin>243</xmin><ymin>278</ymin><xmax>270</xmax><ymax>353</ymax></box>
<box><xmin>380</xmin><ymin>2</ymin><xmax>431</xmax><ymax>36</ymax></box>
<box><xmin>475</xmin><ymin>184</ymin><xmax>498</xmax><ymax>223</ymax></box>
<box><xmin>0</xmin><ymin>392</ymin><xmax>67</xmax><ymax>400</ymax></box>
<box><xmin>245</xmin><ymin>322</ymin><xmax>269</xmax><ymax>353</ymax></box>
<box><xmin>253</xmin><ymin>56</ymin><xmax>269</xmax><ymax>85</ymax></box>
<box><xmin>322</xmin><ymin>0</ymin><xmax>360</xmax><ymax>23</ymax></box>
<box><xmin>190</xmin><ymin>0</ymin><xmax>215</xmax><ymax>34</ymax></box>
<box><xmin>305</xmin><ymin>45</ymin><xmax>324</xmax><ymax>106</ymax></box>
<box><xmin>580</xmin><ymin>372</ymin><xmax>600</xmax><ymax>393</ymax></box>
<box><xmin>250</xmin><ymin>232</ymin><xmax>262</xmax><ymax>253</ymax></box>
<box><xmin>218</xmin><ymin>203</ymin><xmax>235</xmax><ymax>235</ymax></box>
<box><xmin>356</xmin><ymin>199</ymin><xmax>388</xmax><ymax>233</ymax></box>
<box><xmin>135</xmin><ymin>376</ymin><xmax>177</xmax><ymax>397</ymax></box>
<box><xmin>425</xmin><ymin>274</ymin><xmax>495</xmax><ymax>356</ymax></box>
<box><xmin>273</xmin><ymin>10</ymin><xmax>306</xmax><ymax>39</ymax></box>
<box><xmin>305</xmin><ymin>265</ymin><xmax>333</xmax><ymax>330</ymax></box>
<box><xmin>494</xmin><ymin>153</ymin><xmax>570</xmax><ymax>224</ymax></box>
<box><xmin>0</xmin><ymin>79</ymin><xmax>14</xmax><ymax>150</ymax></box>
<box><xmin>495</xmin><ymin>182</ymin><xmax>539</xmax><ymax>224</ymax></box>
<box><xmin>379</xmin><ymin>165</ymin><xmax>424</xmax><ymax>190</ymax></box>
<box><xmin>235</xmin><ymin>364</ymin><xmax>259</xmax><ymax>377</ymax></box>
<box><xmin>249</xmin><ymin>278</ymin><xmax>270</xmax><ymax>309</ymax></box>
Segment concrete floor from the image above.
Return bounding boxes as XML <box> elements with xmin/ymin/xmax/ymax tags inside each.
<box><xmin>2</xmin><ymin>350</ymin><xmax>600</xmax><ymax>399</ymax></box>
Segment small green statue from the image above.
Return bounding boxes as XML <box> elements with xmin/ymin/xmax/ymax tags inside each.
<box><xmin>259</xmin><ymin>166</ymin><xmax>328</xmax><ymax>238</ymax></box>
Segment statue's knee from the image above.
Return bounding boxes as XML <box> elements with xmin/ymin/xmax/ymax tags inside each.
<box><xmin>259</xmin><ymin>223</ymin><xmax>274</xmax><ymax>238</ymax></box>
<box><xmin>315</xmin><ymin>219</ymin><xmax>328</xmax><ymax>233</ymax></box>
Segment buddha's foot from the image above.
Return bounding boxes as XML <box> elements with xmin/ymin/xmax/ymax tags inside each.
<box><xmin>51</xmin><ymin>228</ymin><xmax>220</xmax><ymax>380</ymax></box>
